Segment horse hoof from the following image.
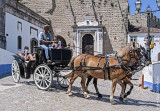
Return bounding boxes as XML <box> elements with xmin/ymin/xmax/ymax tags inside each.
<box><xmin>84</xmin><ymin>94</ymin><xmax>90</xmax><ymax>99</ymax></box>
<box><xmin>66</xmin><ymin>91</ymin><xmax>70</xmax><ymax>94</ymax></box>
<box><xmin>119</xmin><ymin>97</ymin><xmax>124</xmax><ymax>102</ymax></box>
<box><xmin>98</xmin><ymin>94</ymin><xmax>102</xmax><ymax>98</ymax></box>
<box><xmin>68</xmin><ymin>92</ymin><xmax>73</xmax><ymax>96</ymax></box>
<box><xmin>123</xmin><ymin>98</ymin><xmax>128</xmax><ymax>102</ymax></box>
<box><xmin>85</xmin><ymin>95</ymin><xmax>90</xmax><ymax>99</ymax></box>
<box><xmin>124</xmin><ymin>94</ymin><xmax>127</xmax><ymax>98</ymax></box>
<box><xmin>110</xmin><ymin>100</ymin><xmax>116</xmax><ymax>105</ymax></box>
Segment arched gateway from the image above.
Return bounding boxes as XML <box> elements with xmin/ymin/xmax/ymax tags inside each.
<box><xmin>82</xmin><ymin>34</ymin><xmax>94</xmax><ymax>55</ymax></box>
<box><xmin>72</xmin><ymin>20</ymin><xmax>104</xmax><ymax>56</ymax></box>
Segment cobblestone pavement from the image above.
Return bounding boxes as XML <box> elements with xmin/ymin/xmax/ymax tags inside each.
<box><xmin>0</xmin><ymin>72</ymin><xmax>160</xmax><ymax>111</ymax></box>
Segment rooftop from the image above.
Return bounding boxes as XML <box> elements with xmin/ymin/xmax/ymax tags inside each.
<box><xmin>129</xmin><ymin>25</ymin><xmax>160</xmax><ymax>34</ymax></box>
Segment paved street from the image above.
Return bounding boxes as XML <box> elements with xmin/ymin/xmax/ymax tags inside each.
<box><xmin>0</xmin><ymin>73</ymin><xmax>159</xmax><ymax>111</ymax></box>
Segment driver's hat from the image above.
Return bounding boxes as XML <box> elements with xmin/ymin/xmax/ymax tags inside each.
<box><xmin>43</xmin><ymin>25</ymin><xmax>50</xmax><ymax>29</ymax></box>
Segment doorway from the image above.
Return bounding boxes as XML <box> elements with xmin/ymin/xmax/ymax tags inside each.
<box><xmin>82</xmin><ymin>34</ymin><xmax>94</xmax><ymax>55</ymax></box>
<box><xmin>30</xmin><ymin>38</ymin><xmax>38</xmax><ymax>53</ymax></box>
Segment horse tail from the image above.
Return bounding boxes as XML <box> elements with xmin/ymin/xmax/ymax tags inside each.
<box><xmin>68</xmin><ymin>56</ymin><xmax>77</xmax><ymax>69</ymax></box>
<box><xmin>63</xmin><ymin>56</ymin><xmax>78</xmax><ymax>78</ymax></box>
<box><xmin>63</xmin><ymin>72</ymin><xmax>73</xmax><ymax>78</ymax></box>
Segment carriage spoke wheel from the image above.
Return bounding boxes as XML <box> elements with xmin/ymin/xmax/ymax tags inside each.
<box><xmin>34</xmin><ymin>64</ymin><xmax>53</xmax><ymax>90</ymax></box>
<box><xmin>57</xmin><ymin>74</ymin><xmax>70</xmax><ymax>88</ymax></box>
<box><xmin>12</xmin><ymin>60</ymin><xmax>20</xmax><ymax>83</ymax></box>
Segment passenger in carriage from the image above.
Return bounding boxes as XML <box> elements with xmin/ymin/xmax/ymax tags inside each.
<box><xmin>18</xmin><ymin>46</ymin><xmax>35</xmax><ymax>61</ymax></box>
<box><xmin>53</xmin><ymin>36</ymin><xmax>62</xmax><ymax>49</ymax></box>
<box><xmin>38</xmin><ymin>25</ymin><xmax>54</xmax><ymax>63</ymax></box>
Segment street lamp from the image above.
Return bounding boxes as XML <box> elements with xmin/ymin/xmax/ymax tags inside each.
<box><xmin>135</xmin><ymin>0</ymin><xmax>160</xmax><ymax>63</ymax></box>
<box><xmin>156</xmin><ymin>0</ymin><xmax>160</xmax><ymax>9</ymax></box>
<box><xmin>135</xmin><ymin>0</ymin><xmax>142</xmax><ymax>13</ymax></box>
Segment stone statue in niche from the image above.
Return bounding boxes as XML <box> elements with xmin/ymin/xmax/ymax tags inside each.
<box><xmin>45</xmin><ymin>0</ymin><xmax>56</xmax><ymax>15</ymax></box>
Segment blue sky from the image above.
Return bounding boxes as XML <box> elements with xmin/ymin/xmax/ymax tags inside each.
<box><xmin>129</xmin><ymin>0</ymin><xmax>160</xmax><ymax>18</ymax></box>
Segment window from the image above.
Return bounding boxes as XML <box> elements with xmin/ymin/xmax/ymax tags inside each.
<box><xmin>30</xmin><ymin>38</ymin><xmax>38</xmax><ymax>53</ymax></box>
<box><xmin>0</xmin><ymin>8</ymin><xmax>3</xmax><ymax>13</ymax></box>
<box><xmin>130</xmin><ymin>36</ymin><xmax>137</xmax><ymax>42</ymax></box>
<box><xmin>158</xmin><ymin>53</ymin><xmax>160</xmax><ymax>61</ymax></box>
<box><xmin>17</xmin><ymin>21</ymin><xmax>22</xmax><ymax>32</ymax></box>
<box><xmin>17</xmin><ymin>36</ymin><xmax>22</xmax><ymax>50</ymax></box>
<box><xmin>30</xmin><ymin>26</ymin><xmax>38</xmax><ymax>36</ymax></box>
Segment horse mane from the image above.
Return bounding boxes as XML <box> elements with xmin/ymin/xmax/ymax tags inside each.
<box><xmin>117</xmin><ymin>44</ymin><xmax>130</xmax><ymax>58</ymax></box>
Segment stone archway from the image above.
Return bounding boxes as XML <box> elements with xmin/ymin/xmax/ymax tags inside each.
<box><xmin>55</xmin><ymin>35</ymin><xmax>67</xmax><ymax>48</ymax></box>
<box><xmin>82</xmin><ymin>34</ymin><xmax>94</xmax><ymax>55</ymax></box>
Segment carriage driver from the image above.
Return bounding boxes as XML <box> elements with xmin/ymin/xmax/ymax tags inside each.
<box><xmin>38</xmin><ymin>25</ymin><xmax>53</xmax><ymax>63</ymax></box>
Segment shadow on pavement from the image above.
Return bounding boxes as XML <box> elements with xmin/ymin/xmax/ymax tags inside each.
<box><xmin>12</xmin><ymin>78</ymin><xmax>160</xmax><ymax>108</ymax></box>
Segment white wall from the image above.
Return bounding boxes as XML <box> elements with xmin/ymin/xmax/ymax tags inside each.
<box><xmin>0</xmin><ymin>48</ymin><xmax>15</xmax><ymax>64</ymax></box>
<box><xmin>142</xmin><ymin>62</ymin><xmax>160</xmax><ymax>92</ymax></box>
<box><xmin>5</xmin><ymin>12</ymin><xmax>43</xmax><ymax>54</ymax></box>
<box><xmin>0</xmin><ymin>48</ymin><xmax>15</xmax><ymax>75</ymax></box>
<box><xmin>128</xmin><ymin>33</ymin><xmax>160</xmax><ymax>62</ymax></box>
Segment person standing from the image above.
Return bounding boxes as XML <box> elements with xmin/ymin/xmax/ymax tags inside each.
<box><xmin>38</xmin><ymin>25</ymin><xmax>53</xmax><ymax>62</ymax></box>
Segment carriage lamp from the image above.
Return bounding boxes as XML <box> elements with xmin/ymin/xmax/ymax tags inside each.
<box><xmin>135</xmin><ymin>0</ymin><xmax>142</xmax><ymax>13</ymax></box>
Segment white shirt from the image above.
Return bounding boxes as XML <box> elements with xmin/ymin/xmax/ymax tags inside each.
<box><xmin>56</xmin><ymin>41</ymin><xmax>62</xmax><ymax>49</ymax></box>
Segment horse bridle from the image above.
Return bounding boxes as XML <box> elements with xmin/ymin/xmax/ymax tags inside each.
<box><xmin>117</xmin><ymin>45</ymin><xmax>141</xmax><ymax>74</ymax></box>
<box><xmin>128</xmin><ymin>46</ymin><xmax>141</xmax><ymax>69</ymax></box>
<box><xmin>128</xmin><ymin>45</ymin><xmax>150</xmax><ymax>74</ymax></box>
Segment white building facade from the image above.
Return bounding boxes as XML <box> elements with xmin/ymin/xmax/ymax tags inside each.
<box><xmin>5</xmin><ymin>12</ymin><xmax>43</xmax><ymax>54</ymax></box>
<box><xmin>1</xmin><ymin>0</ymin><xmax>50</xmax><ymax>53</ymax></box>
<box><xmin>128</xmin><ymin>32</ymin><xmax>160</xmax><ymax>62</ymax></box>
<box><xmin>0</xmin><ymin>0</ymin><xmax>50</xmax><ymax>75</ymax></box>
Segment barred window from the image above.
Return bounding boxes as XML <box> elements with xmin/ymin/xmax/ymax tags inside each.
<box><xmin>17</xmin><ymin>36</ymin><xmax>22</xmax><ymax>50</ymax></box>
<box><xmin>30</xmin><ymin>38</ymin><xmax>38</xmax><ymax>53</ymax></box>
<box><xmin>158</xmin><ymin>53</ymin><xmax>160</xmax><ymax>61</ymax></box>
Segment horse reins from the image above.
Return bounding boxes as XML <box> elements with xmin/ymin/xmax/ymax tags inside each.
<box><xmin>72</xmin><ymin>46</ymin><xmax>141</xmax><ymax>80</ymax></box>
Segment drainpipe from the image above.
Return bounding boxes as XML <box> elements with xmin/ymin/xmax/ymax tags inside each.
<box><xmin>102</xmin><ymin>27</ymin><xmax>104</xmax><ymax>55</ymax></box>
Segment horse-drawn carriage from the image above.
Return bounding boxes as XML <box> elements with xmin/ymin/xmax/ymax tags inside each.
<box><xmin>11</xmin><ymin>43</ymin><xmax>149</xmax><ymax>105</ymax></box>
<box><xmin>11</xmin><ymin>47</ymin><xmax>72</xmax><ymax>90</ymax></box>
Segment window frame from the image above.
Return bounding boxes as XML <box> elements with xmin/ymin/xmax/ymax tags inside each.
<box><xmin>130</xmin><ymin>36</ymin><xmax>137</xmax><ymax>43</ymax></box>
<box><xmin>17</xmin><ymin>36</ymin><xmax>22</xmax><ymax>50</ymax></box>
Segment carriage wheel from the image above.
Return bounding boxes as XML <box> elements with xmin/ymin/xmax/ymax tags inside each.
<box><xmin>34</xmin><ymin>64</ymin><xmax>53</xmax><ymax>90</ymax></box>
<box><xmin>12</xmin><ymin>60</ymin><xmax>20</xmax><ymax>83</ymax></box>
<box><xmin>57</xmin><ymin>74</ymin><xmax>70</xmax><ymax>88</ymax></box>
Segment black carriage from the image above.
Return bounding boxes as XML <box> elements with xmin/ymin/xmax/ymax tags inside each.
<box><xmin>11</xmin><ymin>47</ymin><xmax>72</xmax><ymax>90</ymax></box>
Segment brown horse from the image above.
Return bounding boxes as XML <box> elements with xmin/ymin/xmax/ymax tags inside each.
<box><xmin>85</xmin><ymin>45</ymin><xmax>149</xmax><ymax>101</ymax></box>
<box><xmin>65</xmin><ymin>43</ymin><xmax>142</xmax><ymax>104</ymax></box>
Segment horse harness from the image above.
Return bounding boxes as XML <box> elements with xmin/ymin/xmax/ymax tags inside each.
<box><xmin>73</xmin><ymin>46</ymin><xmax>140</xmax><ymax>80</ymax></box>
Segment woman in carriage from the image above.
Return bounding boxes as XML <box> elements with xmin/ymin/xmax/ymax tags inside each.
<box><xmin>18</xmin><ymin>46</ymin><xmax>35</xmax><ymax>61</ymax></box>
<box><xmin>53</xmin><ymin>36</ymin><xmax>62</xmax><ymax>49</ymax></box>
